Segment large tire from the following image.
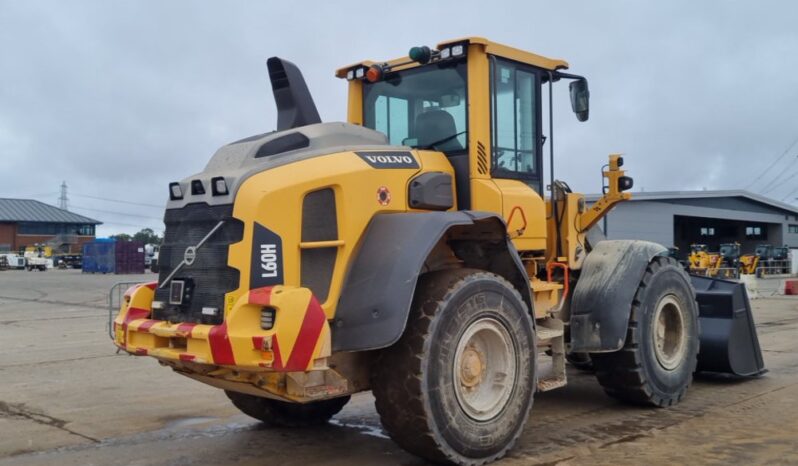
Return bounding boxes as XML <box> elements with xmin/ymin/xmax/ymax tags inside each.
<box><xmin>371</xmin><ymin>269</ymin><xmax>536</xmax><ymax>466</ymax></box>
<box><xmin>591</xmin><ymin>256</ymin><xmax>699</xmax><ymax>407</ymax></box>
<box><xmin>225</xmin><ymin>391</ymin><xmax>350</xmax><ymax>427</ymax></box>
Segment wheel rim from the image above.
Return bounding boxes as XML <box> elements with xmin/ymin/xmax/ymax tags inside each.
<box><xmin>453</xmin><ymin>317</ymin><xmax>517</xmax><ymax>421</ymax></box>
<box><xmin>651</xmin><ymin>294</ymin><xmax>687</xmax><ymax>371</ymax></box>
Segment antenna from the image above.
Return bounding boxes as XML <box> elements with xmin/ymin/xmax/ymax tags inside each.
<box><xmin>59</xmin><ymin>181</ymin><xmax>69</xmax><ymax>210</ymax></box>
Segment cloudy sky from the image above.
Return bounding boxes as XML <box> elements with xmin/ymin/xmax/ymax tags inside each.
<box><xmin>2</xmin><ymin>1</ymin><xmax>798</xmax><ymax>236</ymax></box>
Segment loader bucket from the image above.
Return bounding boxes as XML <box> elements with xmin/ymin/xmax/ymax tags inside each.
<box><xmin>690</xmin><ymin>275</ymin><xmax>766</xmax><ymax>377</ymax></box>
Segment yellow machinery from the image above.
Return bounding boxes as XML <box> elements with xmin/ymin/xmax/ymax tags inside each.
<box><xmin>739</xmin><ymin>254</ymin><xmax>759</xmax><ymax>275</ymax></box>
<box><xmin>688</xmin><ymin>243</ymin><xmax>720</xmax><ymax>275</ymax></box>
<box><xmin>111</xmin><ymin>38</ymin><xmax>765</xmax><ymax>465</ymax></box>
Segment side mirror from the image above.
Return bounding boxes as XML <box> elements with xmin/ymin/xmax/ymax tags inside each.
<box><xmin>569</xmin><ymin>79</ymin><xmax>590</xmax><ymax>122</ymax></box>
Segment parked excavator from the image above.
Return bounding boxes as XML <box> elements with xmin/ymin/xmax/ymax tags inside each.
<box><xmin>111</xmin><ymin>38</ymin><xmax>765</xmax><ymax>465</ymax></box>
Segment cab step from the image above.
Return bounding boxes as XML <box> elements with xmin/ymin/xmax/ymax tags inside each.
<box><xmin>536</xmin><ymin>320</ymin><xmax>567</xmax><ymax>392</ymax></box>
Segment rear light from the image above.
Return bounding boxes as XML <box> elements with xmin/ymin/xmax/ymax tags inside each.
<box><xmin>169</xmin><ymin>182</ymin><xmax>183</xmax><ymax>200</ymax></box>
<box><xmin>261</xmin><ymin>307</ymin><xmax>276</xmax><ymax>330</ymax></box>
<box><xmin>191</xmin><ymin>180</ymin><xmax>205</xmax><ymax>195</ymax></box>
<box><xmin>211</xmin><ymin>176</ymin><xmax>228</xmax><ymax>196</ymax></box>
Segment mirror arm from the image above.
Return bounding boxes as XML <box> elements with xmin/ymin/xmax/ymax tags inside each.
<box><xmin>550</xmin><ymin>70</ymin><xmax>587</xmax><ymax>82</ymax></box>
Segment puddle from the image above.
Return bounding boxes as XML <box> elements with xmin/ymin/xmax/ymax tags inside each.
<box><xmin>161</xmin><ymin>416</ymin><xmax>217</xmax><ymax>430</ymax></box>
<box><xmin>329</xmin><ymin>419</ymin><xmax>389</xmax><ymax>439</ymax></box>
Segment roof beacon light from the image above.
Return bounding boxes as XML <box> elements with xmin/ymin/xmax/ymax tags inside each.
<box><xmin>366</xmin><ymin>64</ymin><xmax>384</xmax><ymax>83</ymax></box>
<box><xmin>409</xmin><ymin>46</ymin><xmax>432</xmax><ymax>64</ymax></box>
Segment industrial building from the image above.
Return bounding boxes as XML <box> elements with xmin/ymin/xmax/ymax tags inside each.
<box><xmin>590</xmin><ymin>190</ymin><xmax>798</xmax><ymax>259</ymax></box>
<box><xmin>0</xmin><ymin>198</ymin><xmax>101</xmax><ymax>253</ymax></box>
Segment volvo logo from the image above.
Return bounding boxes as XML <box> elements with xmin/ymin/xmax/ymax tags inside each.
<box><xmin>184</xmin><ymin>246</ymin><xmax>197</xmax><ymax>266</ymax></box>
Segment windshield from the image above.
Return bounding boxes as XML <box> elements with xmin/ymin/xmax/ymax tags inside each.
<box><xmin>363</xmin><ymin>60</ymin><xmax>467</xmax><ymax>153</ymax></box>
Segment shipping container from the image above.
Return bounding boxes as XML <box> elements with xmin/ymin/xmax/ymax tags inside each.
<box><xmin>82</xmin><ymin>239</ymin><xmax>145</xmax><ymax>274</ymax></box>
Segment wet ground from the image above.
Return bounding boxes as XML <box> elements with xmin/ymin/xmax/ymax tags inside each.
<box><xmin>1</xmin><ymin>269</ymin><xmax>797</xmax><ymax>465</ymax></box>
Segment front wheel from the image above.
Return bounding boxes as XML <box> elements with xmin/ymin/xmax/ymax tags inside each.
<box><xmin>225</xmin><ymin>391</ymin><xmax>350</xmax><ymax>427</ymax></box>
<box><xmin>371</xmin><ymin>269</ymin><xmax>536</xmax><ymax>465</ymax></box>
<box><xmin>591</xmin><ymin>256</ymin><xmax>699</xmax><ymax>407</ymax></box>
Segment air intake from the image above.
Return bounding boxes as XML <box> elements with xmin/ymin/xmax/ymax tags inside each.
<box><xmin>267</xmin><ymin>57</ymin><xmax>322</xmax><ymax>131</ymax></box>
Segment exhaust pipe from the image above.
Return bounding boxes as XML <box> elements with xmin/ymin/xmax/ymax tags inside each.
<box><xmin>267</xmin><ymin>57</ymin><xmax>322</xmax><ymax>131</ymax></box>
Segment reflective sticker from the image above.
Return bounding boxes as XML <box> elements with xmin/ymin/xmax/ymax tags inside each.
<box><xmin>377</xmin><ymin>186</ymin><xmax>391</xmax><ymax>206</ymax></box>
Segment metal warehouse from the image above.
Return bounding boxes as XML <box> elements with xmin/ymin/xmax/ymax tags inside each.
<box><xmin>589</xmin><ymin>190</ymin><xmax>798</xmax><ymax>259</ymax></box>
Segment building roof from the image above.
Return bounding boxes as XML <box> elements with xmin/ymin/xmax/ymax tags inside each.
<box><xmin>585</xmin><ymin>190</ymin><xmax>798</xmax><ymax>216</ymax></box>
<box><xmin>0</xmin><ymin>198</ymin><xmax>101</xmax><ymax>224</ymax></box>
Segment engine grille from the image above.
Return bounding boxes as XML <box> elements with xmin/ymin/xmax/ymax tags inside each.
<box><xmin>153</xmin><ymin>203</ymin><xmax>243</xmax><ymax>324</ymax></box>
<box><xmin>300</xmin><ymin>188</ymin><xmax>337</xmax><ymax>303</ymax></box>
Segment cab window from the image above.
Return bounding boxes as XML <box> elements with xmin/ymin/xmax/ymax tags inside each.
<box><xmin>490</xmin><ymin>57</ymin><xmax>540</xmax><ymax>186</ymax></box>
<box><xmin>363</xmin><ymin>60</ymin><xmax>468</xmax><ymax>153</ymax></box>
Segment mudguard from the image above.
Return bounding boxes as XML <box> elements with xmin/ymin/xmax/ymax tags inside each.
<box><xmin>569</xmin><ymin>240</ymin><xmax>667</xmax><ymax>352</ymax></box>
<box><xmin>331</xmin><ymin>211</ymin><xmax>531</xmax><ymax>352</ymax></box>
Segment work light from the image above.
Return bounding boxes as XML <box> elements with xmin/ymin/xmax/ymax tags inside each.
<box><xmin>169</xmin><ymin>182</ymin><xmax>183</xmax><ymax>200</ymax></box>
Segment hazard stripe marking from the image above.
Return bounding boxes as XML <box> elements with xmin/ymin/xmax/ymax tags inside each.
<box><xmin>208</xmin><ymin>322</ymin><xmax>235</xmax><ymax>365</ymax></box>
<box><xmin>176</xmin><ymin>323</ymin><xmax>196</xmax><ymax>336</ymax></box>
<box><xmin>249</xmin><ymin>287</ymin><xmax>273</xmax><ymax>306</ymax></box>
<box><xmin>283</xmin><ymin>295</ymin><xmax>326</xmax><ymax>371</ymax></box>
<box><xmin>137</xmin><ymin>320</ymin><xmax>158</xmax><ymax>332</ymax></box>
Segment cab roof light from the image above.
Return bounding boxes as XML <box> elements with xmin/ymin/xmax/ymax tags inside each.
<box><xmin>191</xmin><ymin>179</ymin><xmax>205</xmax><ymax>195</ymax></box>
<box><xmin>451</xmin><ymin>44</ymin><xmax>465</xmax><ymax>57</ymax></box>
<box><xmin>169</xmin><ymin>182</ymin><xmax>183</xmax><ymax>200</ymax></box>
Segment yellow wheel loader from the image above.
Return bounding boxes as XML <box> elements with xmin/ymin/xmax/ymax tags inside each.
<box><xmin>111</xmin><ymin>38</ymin><xmax>765</xmax><ymax>465</ymax></box>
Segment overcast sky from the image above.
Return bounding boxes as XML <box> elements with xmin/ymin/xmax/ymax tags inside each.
<box><xmin>2</xmin><ymin>1</ymin><xmax>798</xmax><ymax>236</ymax></box>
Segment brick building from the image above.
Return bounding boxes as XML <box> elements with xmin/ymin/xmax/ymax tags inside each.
<box><xmin>0</xmin><ymin>199</ymin><xmax>101</xmax><ymax>254</ymax></box>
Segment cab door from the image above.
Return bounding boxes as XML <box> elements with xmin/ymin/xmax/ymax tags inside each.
<box><xmin>471</xmin><ymin>56</ymin><xmax>547</xmax><ymax>252</ymax></box>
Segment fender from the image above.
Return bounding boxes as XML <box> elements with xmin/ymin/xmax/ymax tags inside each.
<box><xmin>569</xmin><ymin>240</ymin><xmax>667</xmax><ymax>352</ymax></box>
<box><xmin>331</xmin><ymin>211</ymin><xmax>532</xmax><ymax>352</ymax></box>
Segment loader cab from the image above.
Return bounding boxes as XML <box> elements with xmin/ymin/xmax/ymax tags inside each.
<box><xmin>338</xmin><ymin>38</ymin><xmax>582</xmax><ymax>252</ymax></box>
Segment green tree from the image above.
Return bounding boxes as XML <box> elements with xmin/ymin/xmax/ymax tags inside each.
<box><xmin>111</xmin><ymin>233</ymin><xmax>132</xmax><ymax>242</ymax></box>
<box><xmin>132</xmin><ymin>228</ymin><xmax>162</xmax><ymax>245</ymax></box>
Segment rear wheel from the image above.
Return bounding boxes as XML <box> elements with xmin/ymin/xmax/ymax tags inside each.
<box><xmin>371</xmin><ymin>269</ymin><xmax>536</xmax><ymax>465</ymax></box>
<box><xmin>591</xmin><ymin>256</ymin><xmax>699</xmax><ymax>407</ymax></box>
<box><xmin>225</xmin><ymin>391</ymin><xmax>350</xmax><ymax>427</ymax></box>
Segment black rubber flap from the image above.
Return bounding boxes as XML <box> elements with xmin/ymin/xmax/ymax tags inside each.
<box><xmin>691</xmin><ymin>275</ymin><xmax>767</xmax><ymax>376</ymax></box>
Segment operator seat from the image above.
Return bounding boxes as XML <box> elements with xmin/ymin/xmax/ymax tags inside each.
<box><xmin>415</xmin><ymin>110</ymin><xmax>463</xmax><ymax>152</ymax></box>
<box><xmin>414</xmin><ymin>109</ymin><xmax>470</xmax><ymax>209</ymax></box>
